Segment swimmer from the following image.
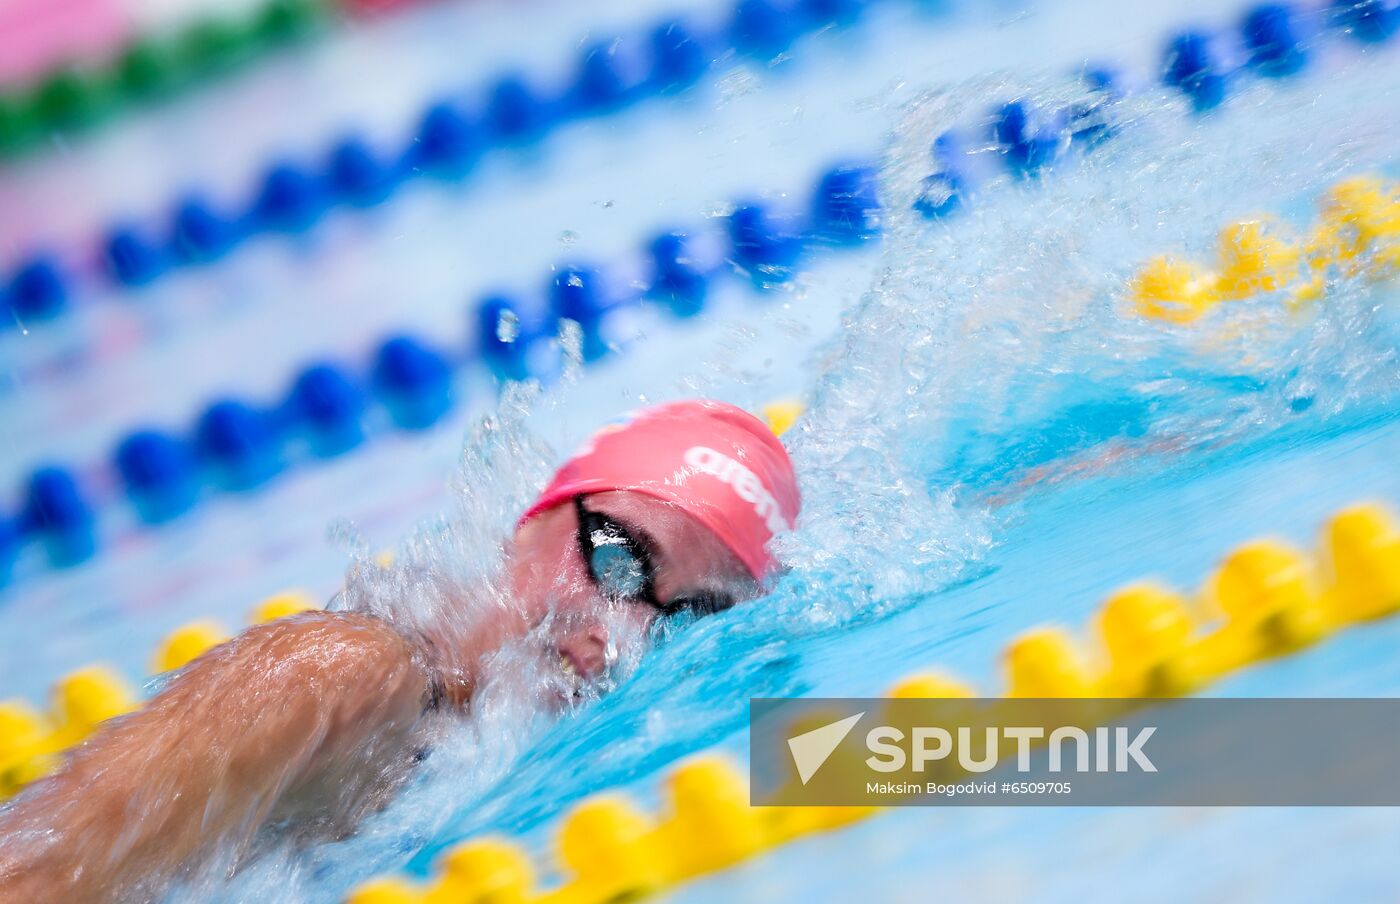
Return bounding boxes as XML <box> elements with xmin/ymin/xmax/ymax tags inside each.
<box><xmin>0</xmin><ymin>399</ymin><xmax>800</xmax><ymax>903</ymax></box>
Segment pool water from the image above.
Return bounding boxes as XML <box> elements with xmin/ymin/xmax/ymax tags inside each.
<box><xmin>3</xmin><ymin>0</ymin><xmax>1400</xmax><ymax>901</ymax></box>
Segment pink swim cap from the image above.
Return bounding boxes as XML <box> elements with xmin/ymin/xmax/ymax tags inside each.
<box><xmin>520</xmin><ymin>400</ymin><xmax>800</xmax><ymax>579</ymax></box>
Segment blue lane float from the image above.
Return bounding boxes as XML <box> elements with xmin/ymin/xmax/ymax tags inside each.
<box><xmin>20</xmin><ymin>466</ymin><xmax>97</xmax><ymax>568</ymax></box>
<box><xmin>811</xmin><ymin>164</ymin><xmax>882</xmax><ymax>243</ymax></box>
<box><xmin>170</xmin><ymin>196</ymin><xmax>242</xmax><ymax>263</ymax></box>
<box><xmin>0</xmin><ymin>518</ymin><xmax>16</xmax><ymax>584</ymax></box>
<box><xmin>252</xmin><ymin>162</ymin><xmax>328</xmax><ymax>232</ymax></box>
<box><xmin>913</xmin><ymin>169</ymin><xmax>965</xmax><ymax>220</ymax></box>
<box><xmin>114</xmin><ymin>431</ymin><xmax>200</xmax><ymax>524</ymax></box>
<box><xmin>104</xmin><ymin>226</ymin><xmax>169</xmax><ymax>287</ymax></box>
<box><xmin>326</xmin><ymin>136</ymin><xmax>397</xmax><ymax>206</ymax></box>
<box><xmin>285</xmin><ymin>363</ymin><xmax>368</xmax><ymax>457</ymax></box>
<box><xmin>410</xmin><ymin>100</ymin><xmax>481</xmax><ymax>173</ymax></box>
<box><xmin>485</xmin><ymin>74</ymin><xmax>551</xmax><ymax>143</ymax></box>
<box><xmin>1334</xmin><ymin>0</ymin><xmax>1400</xmax><ymax>43</ymax></box>
<box><xmin>371</xmin><ymin>336</ymin><xmax>455</xmax><ymax>431</ymax></box>
<box><xmin>731</xmin><ymin>0</ymin><xmax>799</xmax><ymax>57</ymax></box>
<box><xmin>649</xmin><ymin>20</ymin><xmax>710</xmax><ymax>91</ymax></box>
<box><xmin>5</xmin><ymin>257</ymin><xmax>67</xmax><ymax>322</ymax></box>
<box><xmin>1064</xmin><ymin>67</ymin><xmax>1120</xmax><ymax>147</ymax></box>
<box><xmin>195</xmin><ymin>399</ymin><xmax>285</xmax><ymax>491</ymax></box>
<box><xmin>478</xmin><ymin>296</ymin><xmax>534</xmax><ymax>382</ymax></box>
<box><xmin>648</xmin><ymin>232</ymin><xmax>709</xmax><ymax>317</ymax></box>
<box><xmin>729</xmin><ymin>203</ymin><xmax>805</xmax><ymax>285</ymax></box>
<box><xmin>571</xmin><ymin>40</ymin><xmax>649</xmax><ymax>114</ymax></box>
<box><xmin>550</xmin><ymin>265</ymin><xmax>616</xmax><ymax>363</ymax></box>
<box><xmin>1163</xmin><ymin>30</ymin><xmax>1229</xmax><ymax>111</ymax></box>
<box><xmin>1243</xmin><ymin>4</ymin><xmax>1307</xmax><ymax>77</ymax></box>
<box><xmin>991</xmin><ymin>100</ymin><xmax>1063</xmax><ymax>176</ymax></box>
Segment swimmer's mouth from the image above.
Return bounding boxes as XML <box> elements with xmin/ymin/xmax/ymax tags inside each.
<box><xmin>558</xmin><ymin>642</ymin><xmax>603</xmax><ymax>681</ymax></box>
<box><xmin>558</xmin><ymin>650</ymin><xmax>588</xmax><ymax>699</ymax></box>
<box><xmin>557</xmin><ymin>646</ymin><xmax>614</xmax><ymax>701</ymax></box>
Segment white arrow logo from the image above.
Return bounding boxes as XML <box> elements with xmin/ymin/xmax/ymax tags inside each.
<box><xmin>787</xmin><ymin>712</ymin><xmax>864</xmax><ymax>785</ymax></box>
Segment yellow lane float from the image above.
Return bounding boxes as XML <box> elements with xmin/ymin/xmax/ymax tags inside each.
<box><xmin>0</xmin><ymin>589</ymin><xmax>319</xmax><ymax>800</ymax></box>
<box><xmin>1131</xmin><ymin>174</ymin><xmax>1399</xmax><ymax>321</ymax></box>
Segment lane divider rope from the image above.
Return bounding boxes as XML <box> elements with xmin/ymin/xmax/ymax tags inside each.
<box><xmin>0</xmin><ymin>0</ymin><xmax>345</xmax><ymax>160</ymax></box>
<box><xmin>912</xmin><ymin>1</ymin><xmax>1398</xmax><ymax>221</ymax></box>
<box><xmin>0</xmin><ymin>0</ymin><xmax>897</xmax><ymax>324</ymax></box>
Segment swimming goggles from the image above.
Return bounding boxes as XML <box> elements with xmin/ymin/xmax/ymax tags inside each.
<box><xmin>573</xmin><ymin>496</ymin><xmax>734</xmax><ymax>617</ymax></box>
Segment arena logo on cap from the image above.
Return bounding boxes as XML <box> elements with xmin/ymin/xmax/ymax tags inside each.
<box><xmin>684</xmin><ymin>446</ymin><xmax>792</xmax><ymax>535</ymax></box>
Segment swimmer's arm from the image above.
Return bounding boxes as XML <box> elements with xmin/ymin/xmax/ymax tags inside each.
<box><xmin>0</xmin><ymin>612</ymin><xmax>429</xmax><ymax>903</ymax></box>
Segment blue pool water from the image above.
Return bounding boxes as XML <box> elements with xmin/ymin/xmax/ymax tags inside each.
<box><xmin>4</xmin><ymin>0</ymin><xmax>1400</xmax><ymax>900</ymax></box>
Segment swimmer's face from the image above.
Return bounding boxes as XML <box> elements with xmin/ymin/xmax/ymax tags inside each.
<box><xmin>508</xmin><ymin>490</ymin><xmax>758</xmax><ymax>684</ymax></box>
